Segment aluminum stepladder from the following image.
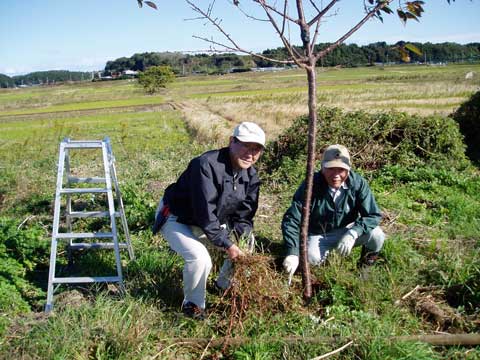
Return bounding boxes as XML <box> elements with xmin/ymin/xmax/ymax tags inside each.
<box><xmin>45</xmin><ymin>137</ymin><xmax>134</xmax><ymax>312</ymax></box>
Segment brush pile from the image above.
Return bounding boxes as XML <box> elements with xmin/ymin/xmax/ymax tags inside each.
<box><xmin>216</xmin><ymin>254</ymin><xmax>297</xmax><ymax>336</ymax></box>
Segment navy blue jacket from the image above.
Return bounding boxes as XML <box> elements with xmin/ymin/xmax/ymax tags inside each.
<box><xmin>163</xmin><ymin>147</ymin><xmax>260</xmax><ymax>249</ymax></box>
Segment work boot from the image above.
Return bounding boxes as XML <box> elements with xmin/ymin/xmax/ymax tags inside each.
<box><xmin>182</xmin><ymin>301</ymin><xmax>206</xmax><ymax>320</ymax></box>
<box><xmin>357</xmin><ymin>246</ymin><xmax>379</xmax><ymax>268</ymax></box>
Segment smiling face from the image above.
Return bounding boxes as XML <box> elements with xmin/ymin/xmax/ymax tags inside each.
<box><xmin>229</xmin><ymin>137</ymin><xmax>263</xmax><ymax>170</ymax></box>
<box><xmin>322</xmin><ymin>166</ymin><xmax>349</xmax><ymax>189</ymax></box>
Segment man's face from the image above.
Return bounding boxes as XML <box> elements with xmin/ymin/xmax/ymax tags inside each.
<box><xmin>229</xmin><ymin>137</ymin><xmax>263</xmax><ymax>170</ymax></box>
<box><xmin>322</xmin><ymin>167</ymin><xmax>349</xmax><ymax>189</ymax></box>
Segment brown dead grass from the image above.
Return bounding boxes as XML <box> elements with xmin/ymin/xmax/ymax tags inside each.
<box><xmin>213</xmin><ymin>254</ymin><xmax>298</xmax><ymax>337</ymax></box>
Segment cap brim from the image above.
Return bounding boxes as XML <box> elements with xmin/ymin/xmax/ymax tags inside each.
<box><xmin>235</xmin><ymin>135</ymin><xmax>265</xmax><ymax>147</ymax></box>
<box><xmin>323</xmin><ymin>160</ymin><xmax>350</xmax><ymax>170</ymax></box>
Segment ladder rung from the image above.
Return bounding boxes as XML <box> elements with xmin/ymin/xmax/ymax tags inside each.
<box><xmin>69</xmin><ymin>242</ymin><xmax>129</xmax><ymax>250</ymax></box>
<box><xmin>68</xmin><ymin>177</ymin><xmax>106</xmax><ymax>184</ymax></box>
<box><xmin>64</xmin><ymin>143</ymin><xmax>103</xmax><ymax>149</ymax></box>
<box><xmin>53</xmin><ymin>276</ymin><xmax>121</xmax><ymax>284</ymax></box>
<box><xmin>60</xmin><ymin>188</ymin><xmax>108</xmax><ymax>194</ymax></box>
<box><xmin>68</xmin><ymin>211</ymin><xmax>119</xmax><ymax>218</ymax></box>
<box><xmin>55</xmin><ymin>232</ymin><xmax>113</xmax><ymax>239</ymax></box>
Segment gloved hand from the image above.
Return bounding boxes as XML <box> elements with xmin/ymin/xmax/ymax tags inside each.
<box><xmin>337</xmin><ymin>233</ymin><xmax>356</xmax><ymax>256</ymax></box>
<box><xmin>283</xmin><ymin>255</ymin><xmax>299</xmax><ymax>275</ymax></box>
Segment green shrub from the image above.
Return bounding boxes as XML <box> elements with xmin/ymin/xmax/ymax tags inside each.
<box><xmin>262</xmin><ymin>107</ymin><xmax>468</xmax><ymax>181</ymax></box>
<box><xmin>0</xmin><ymin>217</ymin><xmax>48</xmax><ymax>314</ymax></box>
<box><xmin>121</xmin><ymin>183</ymin><xmax>157</xmax><ymax>231</ymax></box>
<box><xmin>137</xmin><ymin>65</ymin><xmax>175</xmax><ymax>94</ymax></box>
<box><xmin>451</xmin><ymin>90</ymin><xmax>480</xmax><ymax>164</ymax></box>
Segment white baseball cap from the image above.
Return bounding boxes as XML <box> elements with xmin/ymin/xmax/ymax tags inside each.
<box><xmin>232</xmin><ymin>122</ymin><xmax>266</xmax><ymax>147</ymax></box>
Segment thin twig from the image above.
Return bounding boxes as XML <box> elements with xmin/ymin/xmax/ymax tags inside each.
<box><xmin>187</xmin><ymin>1</ymin><xmax>295</xmax><ymax>65</ymax></box>
<box><xmin>310</xmin><ymin>340</ymin><xmax>354</xmax><ymax>360</ymax></box>
<box><xmin>402</xmin><ymin>285</ymin><xmax>420</xmax><ymax>300</ymax></box>
<box><xmin>17</xmin><ymin>215</ymin><xmax>35</xmax><ymax>230</ymax></box>
<box><xmin>199</xmin><ymin>335</ymin><xmax>214</xmax><ymax>360</ymax></box>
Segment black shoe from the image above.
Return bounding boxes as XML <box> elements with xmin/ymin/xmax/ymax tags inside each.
<box><xmin>182</xmin><ymin>301</ymin><xmax>206</xmax><ymax>320</ymax></box>
<box><xmin>357</xmin><ymin>246</ymin><xmax>379</xmax><ymax>268</ymax></box>
<box><xmin>207</xmin><ymin>280</ymin><xmax>226</xmax><ymax>295</ymax></box>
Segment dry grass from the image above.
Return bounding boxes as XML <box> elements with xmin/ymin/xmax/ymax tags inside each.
<box><xmin>172</xmin><ymin>66</ymin><xmax>479</xmax><ymax>139</ymax></box>
<box><xmin>214</xmin><ymin>254</ymin><xmax>298</xmax><ymax>338</ymax></box>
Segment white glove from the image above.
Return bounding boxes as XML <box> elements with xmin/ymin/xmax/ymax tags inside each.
<box><xmin>283</xmin><ymin>255</ymin><xmax>299</xmax><ymax>275</ymax></box>
<box><xmin>337</xmin><ymin>233</ymin><xmax>355</xmax><ymax>256</ymax></box>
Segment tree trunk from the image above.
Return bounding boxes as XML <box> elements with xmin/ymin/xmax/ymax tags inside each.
<box><xmin>300</xmin><ymin>64</ymin><xmax>317</xmax><ymax>301</ymax></box>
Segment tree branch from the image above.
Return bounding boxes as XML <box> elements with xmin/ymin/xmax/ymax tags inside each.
<box><xmin>258</xmin><ymin>1</ymin><xmax>306</xmax><ymax>66</ymax></box>
<box><xmin>307</xmin><ymin>0</ymin><xmax>338</xmax><ymax>27</ymax></box>
<box><xmin>191</xmin><ymin>35</ymin><xmax>294</xmax><ymax>65</ymax></box>
<box><xmin>253</xmin><ymin>0</ymin><xmax>300</xmax><ymax>24</ymax></box>
<box><xmin>315</xmin><ymin>0</ymin><xmax>392</xmax><ymax>61</ymax></box>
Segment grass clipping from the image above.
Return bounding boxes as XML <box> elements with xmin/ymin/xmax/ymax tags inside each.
<box><xmin>216</xmin><ymin>254</ymin><xmax>298</xmax><ymax>336</ymax></box>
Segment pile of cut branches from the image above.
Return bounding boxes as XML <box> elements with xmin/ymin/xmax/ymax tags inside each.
<box><xmin>216</xmin><ymin>254</ymin><xmax>297</xmax><ymax>337</ymax></box>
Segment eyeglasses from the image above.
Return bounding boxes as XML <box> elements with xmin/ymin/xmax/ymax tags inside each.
<box><xmin>233</xmin><ymin>139</ymin><xmax>264</xmax><ymax>154</ymax></box>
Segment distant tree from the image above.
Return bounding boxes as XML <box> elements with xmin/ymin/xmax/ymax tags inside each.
<box><xmin>11</xmin><ymin>70</ymin><xmax>91</xmax><ymax>86</ymax></box>
<box><xmin>0</xmin><ymin>73</ymin><xmax>14</xmax><ymax>88</ymax></box>
<box><xmin>138</xmin><ymin>65</ymin><xmax>175</xmax><ymax>94</ymax></box>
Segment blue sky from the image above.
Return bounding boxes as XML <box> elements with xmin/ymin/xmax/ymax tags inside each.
<box><xmin>1</xmin><ymin>0</ymin><xmax>479</xmax><ymax>76</ymax></box>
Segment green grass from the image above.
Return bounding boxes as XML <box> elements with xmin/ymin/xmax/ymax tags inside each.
<box><xmin>0</xmin><ymin>96</ymin><xmax>166</xmax><ymax>116</ymax></box>
<box><xmin>0</xmin><ymin>64</ymin><xmax>479</xmax><ymax>359</ymax></box>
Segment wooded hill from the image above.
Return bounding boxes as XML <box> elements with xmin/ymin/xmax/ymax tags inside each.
<box><xmin>1</xmin><ymin>41</ymin><xmax>479</xmax><ymax>88</ymax></box>
<box><xmin>0</xmin><ymin>70</ymin><xmax>92</xmax><ymax>88</ymax></box>
<box><xmin>104</xmin><ymin>41</ymin><xmax>480</xmax><ymax>75</ymax></box>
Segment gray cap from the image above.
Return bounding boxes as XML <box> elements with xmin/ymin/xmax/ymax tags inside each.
<box><xmin>321</xmin><ymin>144</ymin><xmax>351</xmax><ymax>170</ymax></box>
<box><xmin>233</xmin><ymin>122</ymin><xmax>266</xmax><ymax>147</ymax></box>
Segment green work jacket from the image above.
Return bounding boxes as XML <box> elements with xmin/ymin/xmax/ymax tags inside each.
<box><xmin>282</xmin><ymin>170</ymin><xmax>382</xmax><ymax>256</ymax></box>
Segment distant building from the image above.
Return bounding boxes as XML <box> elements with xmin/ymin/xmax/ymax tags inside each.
<box><xmin>251</xmin><ymin>67</ymin><xmax>287</xmax><ymax>72</ymax></box>
<box><xmin>122</xmin><ymin>70</ymin><xmax>138</xmax><ymax>77</ymax></box>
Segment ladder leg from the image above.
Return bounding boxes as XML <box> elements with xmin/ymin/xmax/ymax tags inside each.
<box><xmin>46</xmin><ymin>142</ymin><xmax>67</xmax><ymax>312</ymax></box>
<box><xmin>110</xmin><ymin>158</ymin><xmax>135</xmax><ymax>260</ymax></box>
<box><xmin>45</xmin><ymin>237</ymin><xmax>58</xmax><ymax>313</ymax></box>
<box><xmin>102</xmin><ymin>143</ymin><xmax>124</xmax><ymax>288</ymax></box>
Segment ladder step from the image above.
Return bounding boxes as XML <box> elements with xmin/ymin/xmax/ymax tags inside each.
<box><xmin>68</xmin><ymin>211</ymin><xmax>120</xmax><ymax>218</ymax></box>
<box><xmin>60</xmin><ymin>188</ymin><xmax>108</xmax><ymax>194</ymax></box>
<box><xmin>55</xmin><ymin>232</ymin><xmax>113</xmax><ymax>239</ymax></box>
<box><xmin>68</xmin><ymin>176</ymin><xmax>106</xmax><ymax>184</ymax></box>
<box><xmin>53</xmin><ymin>276</ymin><xmax>121</xmax><ymax>284</ymax></box>
<box><xmin>64</xmin><ymin>143</ymin><xmax>103</xmax><ymax>149</ymax></box>
<box><xmin>69</xmin><ymin>242</ymin><xmax>129</xmax><ymax>250</ymax></box>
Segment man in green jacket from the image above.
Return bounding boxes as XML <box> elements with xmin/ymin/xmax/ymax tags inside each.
<box><xmin>282</xmin><ymin>144</ymin><xmax>385</xmax><ymax>277</ymax></box>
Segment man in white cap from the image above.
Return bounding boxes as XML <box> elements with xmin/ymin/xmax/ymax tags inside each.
<box><xmin>282</xmin><ymin>144</ymin><xmax>385</xmax><ymax>279</ymax></box>
<box><xmin>152</xmin><ymin>122</ymin><xmax>265</xmax><ymax>319</ymax></box>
